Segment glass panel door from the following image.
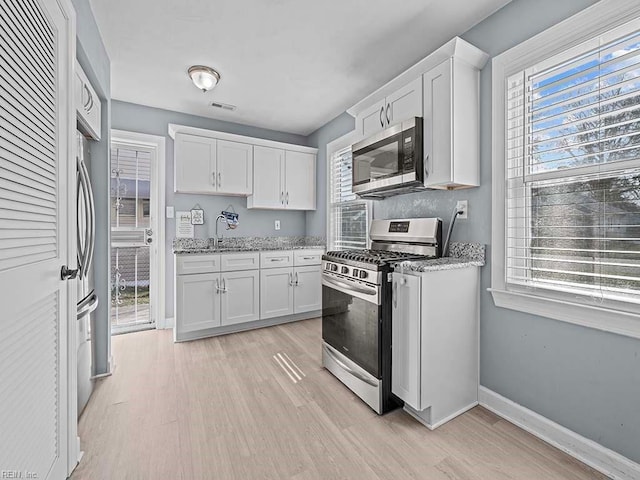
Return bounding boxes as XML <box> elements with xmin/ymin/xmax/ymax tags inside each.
<box><xmin>110</xmin><ymin>144</ymin><xmax>154</xmax><ymax>331</ymax></box>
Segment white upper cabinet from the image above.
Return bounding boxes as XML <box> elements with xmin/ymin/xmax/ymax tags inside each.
<box><xmin>248</xmin><ymin>147</ymin><xmax>316</xmax><ymax>210</ymax></box>
<box><xmin>387</xmin><ymin>77</ymin><xmax>423</xmax><ymax>125</ymax></box>
<box><xmin>355</xmin><ymin>77</ymin><xmax>423</xmax><ymax>140</ymax></box>
<box><xmin>174</xmin><ymin>134</ymin><xmax>254</xmax><ymax>195</ymax></box>
<box><xmin>356</xmin><ymin>100</ymin><xmax>387</xmax><ymax>139</ymax></box>
<box><xmin>284</xmin><ymin>151</ymin><xmax>315</xmax><ymax>210</ymax></box>
<box><xmin>170</xmin><ymin>125</ymin><xmax>317</xmax><ymax>206</ymax></box>
<box><xmin>250</xmin><ymin>146</ymin><xmax>284</xmax><ymax>208</ymax></box>
<box><xmin>423</xmin><ymin>57</ymin><xmax>480</xmax><ymax>189</ymax></box>
<box><xmin>217</xmin><ymin>140</ymin><xmax>253</xmax><ymax>195</ymax></box>
<box><xmin>348</xmin><ymin>37</ymin><xmax>488</xmax><ymax>191</ymax></box>
<box><xmin>174</xmin><ymin>133</ymin><xmax>216</xmax><ymax>193</ymax></box>
<box><xmin>75</xmin><ymin>61</ymin><xmax>101</xmax><ymax>140</ymax></box>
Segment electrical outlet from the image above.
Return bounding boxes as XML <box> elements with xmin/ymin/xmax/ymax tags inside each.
<box><xmin>166</xmin><ymin>206</ymin><xmax>174</xmax><ymax>218</ymax></box>
<box><xmin>456</xmin><ymin>200</ymin><xmax>468</xmax><ymax>219</ymax></box>
<box><xmin>275</xmin><ymin>220</ymin><xmax>281</xmax><ymax>230</ymax></box>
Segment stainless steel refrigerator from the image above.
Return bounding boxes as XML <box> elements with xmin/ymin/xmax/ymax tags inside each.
<box><xmin>76</xmin><ymin>131</ymin><xmax>98</xmax><ymax>415</ymax></box>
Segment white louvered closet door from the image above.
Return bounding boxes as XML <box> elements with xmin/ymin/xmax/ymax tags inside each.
<box><xmin>0</xmin><ymin>0</ymin><xmax>75</xmax><ymax>479</ymax></box>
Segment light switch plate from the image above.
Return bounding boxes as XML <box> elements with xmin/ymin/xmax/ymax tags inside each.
<box><xmin>275</xmin><ymin>220</ymin><xmax>281</xmax><ymax>230</ymax></box>
<box><xmin>166</xmin><ymin>206</ymin><xmax>174</xmax><ymax>218</ymax></box>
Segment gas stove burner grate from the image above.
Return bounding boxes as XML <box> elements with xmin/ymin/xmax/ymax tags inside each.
<box><xmin>324</xmin><ymin>249</ymin><xmax>428</xmax><ymax>266</ymax></box>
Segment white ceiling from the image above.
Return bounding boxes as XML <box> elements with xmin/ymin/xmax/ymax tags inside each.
<box><xmin>90</xmin><ymin>0</ymin><xmax>511</xmax><ymax>136</ymax></box>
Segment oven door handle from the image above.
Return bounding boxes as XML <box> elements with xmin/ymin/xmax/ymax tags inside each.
<box><xmin>323</xmin><ymin>345</ymin><xmax>378</xmax><ymax>387</ymax></box>
<box><xmin>322</xmin><ymin>275</ymin><xmax>377</xmax><ymax>297</ymax></box>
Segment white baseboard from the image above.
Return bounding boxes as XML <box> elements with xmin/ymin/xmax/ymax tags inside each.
<box><xmin>479</xmin><ymin>386</ymin><xmax>640</xmax><ymax>480</ymax></box>
<box><xmin>163</xmin><ymin>317</ymin><xmax>174</xmax><ymax>329</ymax></box>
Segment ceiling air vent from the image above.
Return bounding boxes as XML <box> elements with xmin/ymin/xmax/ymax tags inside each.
<box><xmin>210</xmin><ymin>101</ymin><xmax>237</xmax><ymax>111</ymax></box>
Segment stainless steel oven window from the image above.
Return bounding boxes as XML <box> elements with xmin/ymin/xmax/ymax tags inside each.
<box><xmin>321</xmin><ymin>284</ymin><xmax>380</xmax><ymax>377</ymax></box>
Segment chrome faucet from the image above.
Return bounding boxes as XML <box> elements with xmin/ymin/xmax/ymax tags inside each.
<box><xmin>214</xmin><ymin>214</ymin><xmax>227</xmax><ymax>248</ymax></box>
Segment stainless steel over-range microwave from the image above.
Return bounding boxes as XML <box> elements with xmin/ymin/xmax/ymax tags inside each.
<box><xmin>351</xmin><ymin>117</ymin><xmax>423</xmax><ymax>198</ymax></box>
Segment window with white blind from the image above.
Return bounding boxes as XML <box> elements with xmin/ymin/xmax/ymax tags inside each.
<box><xmin>492</xmin><ymin>1</ymin><xmax>640</xmax><ymax>338</ymax></box>
<box><xmin>328</xmin><ymin>147</ymin><xmax>369</xmax><ymax>251</ymax></box>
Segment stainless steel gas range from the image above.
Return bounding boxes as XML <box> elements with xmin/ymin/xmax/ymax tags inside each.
<box><xmin>321</xmin><ymin>217</ymin><xmax>442</xmax><ymax>414</ymax></box>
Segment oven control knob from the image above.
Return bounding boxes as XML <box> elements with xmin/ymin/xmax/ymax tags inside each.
<box><xmin>359</xmin><ymin>270</ymin><xmax>368</xmax><ymax>279</ymax></box>
<box><xmin>331</xmin><ymin>264</ymin><xmax>338</xmax><ymax>272</ymax></box>
<box><xmin>341</xmin><ymin>266</ymin><xmax>349</xmax><ymax>274</ymax></box>
<box><xmin>352</xmin><ymin>269</ymin><xmax>359</xmax><ymax>277</ymax></box>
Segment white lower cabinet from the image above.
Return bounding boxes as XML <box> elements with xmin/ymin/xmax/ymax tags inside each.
<box><xmin>392</xmin><ymin>267</ymin><xmax>479</xmax><ymax>430</ymax></box>
<box><xmin>176</xmin><ymin>273</ymin><xmax>222</xmax><ymax>333</ymax></box>
<box><xmin>221</xmin><ymin>270</ymin><xmax>260</xmax><ymax>325</ymax></box>
<box><xmin>259</xmin><ymin>264</ymin><xmax>322</xmax><ymax>319</ymax></box>
<box><xmin>260</xmin><ymin>250</ymin><xmax>323</xmax><ymax>319</ymax></box>
<box><xmin>260</xmin><ymin>267</ymin><xmax>294</xmax><ymax>319</ymax></box>
<box><xmin>293</xmin><ymin>265</ymin><xmax>322</xmax><ymax>313</ymax></box>
<box><xmin>176</xmin><ymin>248</ymin><xmax>323</xmax><ymax>341</ymax></box>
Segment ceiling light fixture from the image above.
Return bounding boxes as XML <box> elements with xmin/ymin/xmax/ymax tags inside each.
<box><xmin>188</xmin><ymin>65</ymin><xmax>221</xmax><ymax>92</ymax></box>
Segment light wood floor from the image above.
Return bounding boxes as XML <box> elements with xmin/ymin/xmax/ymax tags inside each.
<box><xmin>72</xmin><ymin>318</ymin><xmax>605</xmax><ymax>479</ymax></box>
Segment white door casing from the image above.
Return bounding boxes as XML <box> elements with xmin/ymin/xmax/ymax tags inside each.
<box><xmin>110</xmin><ymin>130</ymin><xmax>166</xmax><ymax>329</ymax></box>
<box><xmin>0</xmin><ymin>0</ymin><xmax>76</xmax><ymax>477</ymax></box>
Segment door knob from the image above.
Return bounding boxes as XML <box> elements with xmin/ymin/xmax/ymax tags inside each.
<box><xmin>60</xmin><ymin>265</ymin><xmax>78</xmax><ymax>280</ymax></box>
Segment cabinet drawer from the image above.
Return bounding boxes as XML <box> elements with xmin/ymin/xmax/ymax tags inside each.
<box><xmin>293</xmin><ymin>249</ymin><xmax>324</xmax><ymax>266</ymax></box>
<box><xmin>260</xmin><ymin>250</ymin><xmax>294</xmax><ymax>269</ymax></box>
<box><xmin>176</xmin><ymin>254</ymin><xmax>221</xmax><ymax>275</ymax></box>
<box><xmin>220</xmin><ymin>252</ymin><xmax>260</xmax><ymax>271</ymax></box>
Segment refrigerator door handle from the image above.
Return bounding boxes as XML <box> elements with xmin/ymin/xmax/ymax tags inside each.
<box><xmin>77</xmin><ymin>156</ymin><xmax>91</xmax><ymax>278</ymax></box>
<box><xmin>79</xmin><ymin>157</ymin><xmax>96</xmax><ymax>276</ymax></box>
<box><xmin>77</xmin><ymin>291</ymin><xmax>99</xmax><ymax>319</ymax></box>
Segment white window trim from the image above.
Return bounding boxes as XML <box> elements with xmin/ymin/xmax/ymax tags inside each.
<box><xmin>326</xmin><ymin>130</ymin><xmax>372</xmax><ymax>251</ymax></box>
<box><xmin>491</xmin><ymin>0</ymin><xmax>640</xmax><ymax>339</ymax></box>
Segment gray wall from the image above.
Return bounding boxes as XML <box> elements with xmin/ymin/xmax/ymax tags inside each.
<box><xmin>305</xmin><ymin>112</ymin><xmax>355</xmax><ymax>236</ymax></box>
<box><xmin>71</xmin><ymin>0</ymin><xmax>111</xmax><ymax>376</ymax></box>
<box><xmin>307</xmin><ymin>0</ymin><xmax>640</xmax><ymax>464</ymax></box>
<box><xmin>110</xmin><ymin>101</ymin><xmax>310</xmax><ymax>318</ymax></box>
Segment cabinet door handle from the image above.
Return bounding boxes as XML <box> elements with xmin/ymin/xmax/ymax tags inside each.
<box><xmin>218</xmin><ymin>172</ymin><xmax>221</xmax><ymax>188</ymax></box>
<box><xmin>386</xmin><ymin>103</ymin><xmax>391</xmax><ymax>124</ymax></box>
<box><xmin>281</xmin><ymin>191</ymin><xmax>284</xmax><ymax>205</ymax></box>
<box><xmin>424</xmin><ymin>154</ymin><xmax>430</xmax><ymax>179</ymax></box>
<box><xmin>270</xmin><ymin>258</ymin><xmax>284</xmax><ymax>262</ymax></box>
<box><xmin>215</xmin><ymin>277</ymin><xmax>220</xmax><ymax>294</ymax></box>
<box><xmin>222</xmin><ymin>277</ymin><xmax>227</xmax><ymax>293</ymax></box>
<box><xmin>302</xmin><ymin>256</ymin><xmax>315</xmax><ymax>260</ymax></box>
<box><xmin>212</xmin><ymin>172</ymin><xmax>217</xmax><ymax>185</ymax></box>
<box><xmin>288</xmin><ymin>272</ymin><xmax>293</xmax><ymax>286</ymax></box>
<box><xmin>286</xmin><ymin>192</ymin><xmax>289</xmax><ymax>205</ymax></box>
<box><xmin>295</xmin><ymin>272</ymin><xmax>299</xmax><ymax>286</ymax></box>
<box><xmin>379</xmin><ymin>106</ymin><xmax>385</xmax><ymax>128</ymax></box>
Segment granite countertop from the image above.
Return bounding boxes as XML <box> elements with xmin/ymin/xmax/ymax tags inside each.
<box><xmin>394</xmin><ymin>242</ymin><xmax>485</xmax><ymax>272</ymax></box>
<box><xmin>173</xmin><ymin>236</ymin><xmax>326</xmax><ymax>254</ymax></box>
